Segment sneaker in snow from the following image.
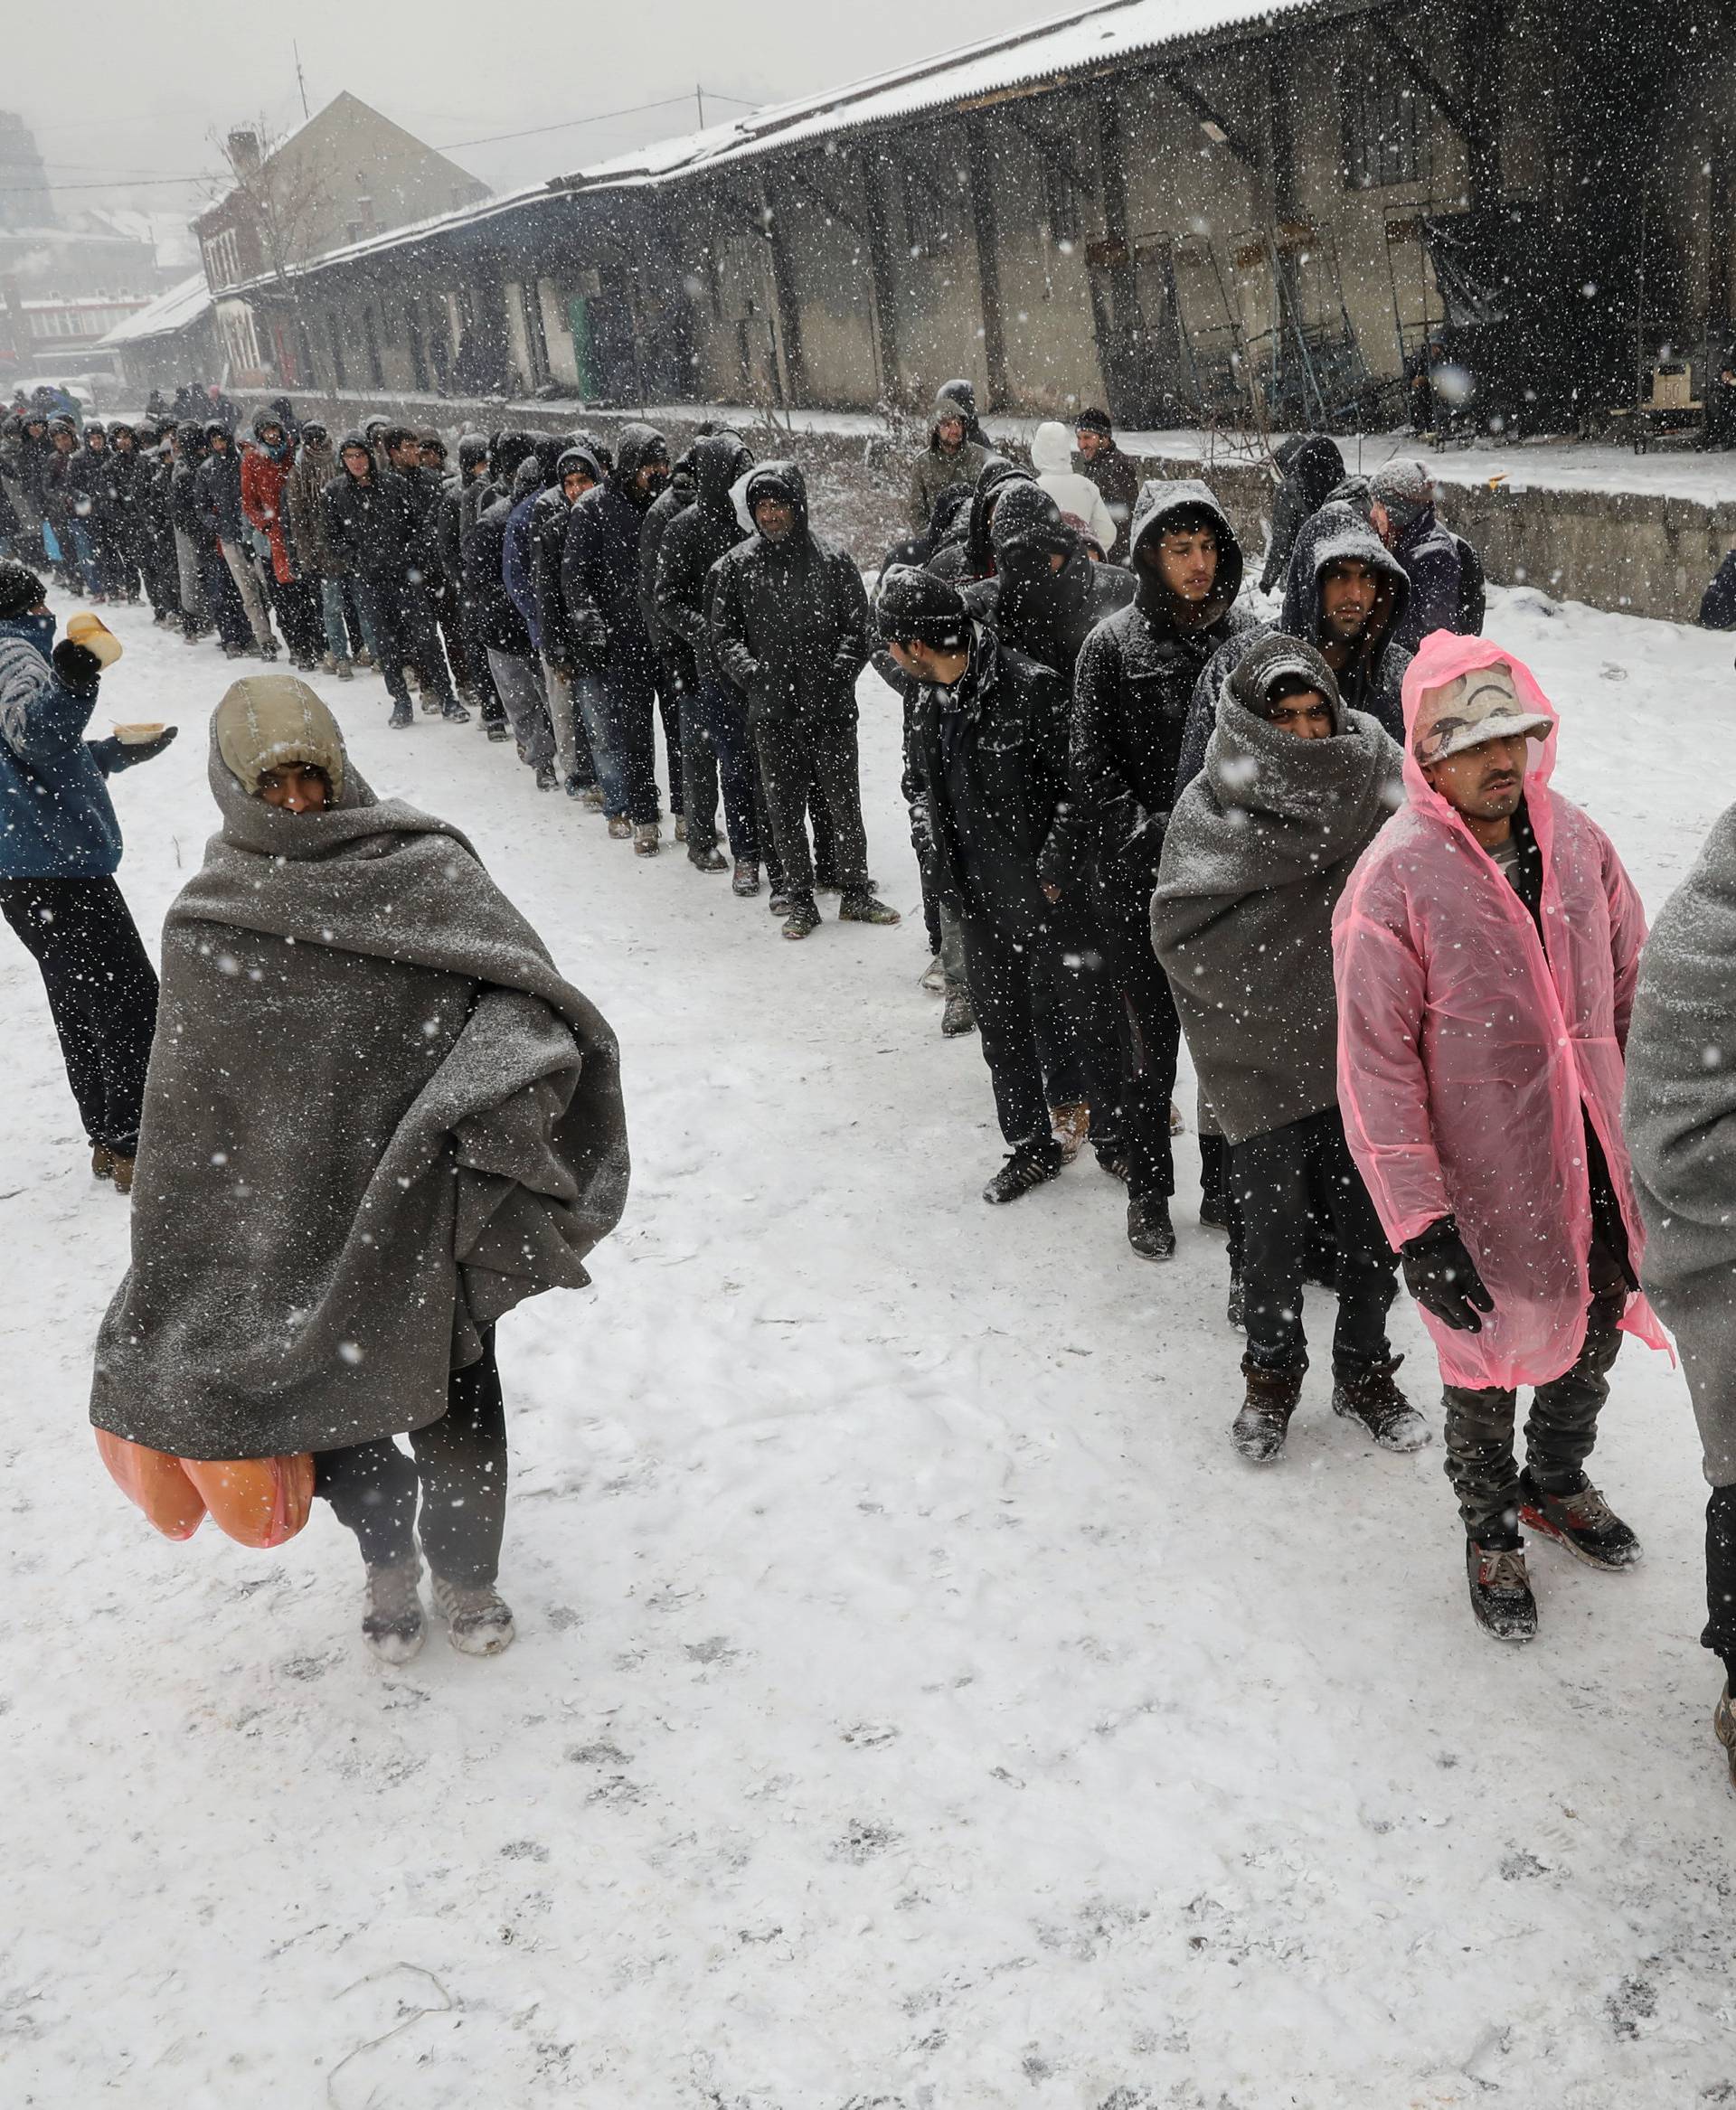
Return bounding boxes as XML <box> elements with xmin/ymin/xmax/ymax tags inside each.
<box><xmin>563</xmin><ymin>774</ymin><xmax>590</xmax><ymax>799</ymax></box>
<box><xmin>581</xmin><ymin>784</ymin><xmax>606</xmax><ymax>809</ymax></box>
<box><xmin>1200</xmin><ymin>1193</ymin><xmax>1231</xmax><ymax>1230</ymax></box>
<box><xmin>732</xmin><ymin>860</ymin><xmax>761</xmax><ymax>897</ymax></box>
<box><xmin>769</xmin><ymin>889</ymin><xmax>794</xmax><ymax>917</ymax></box>
<box><xmin>982</xmin><ymin>1135</ymin><xmax>1065</xmax><ymax>1205</ymax></box>
<box><xmin>941</xmin><ymin>988</ymin><xmax>976</xmax><ymax>1037</ymax></box>
<box><xmin>485</xmin><ymin>716</ymin><xmax>511</xmax><ymax>741</ymax></box>
<box><xmin>689</xmin><ymin>844</ymin><xmax>728</xmax><ymax>873</ymax></box>
<box><xmin>534</xmin><ymin>760</ymin><xmax>558</xmax><ymax>791</ymax></box>
<box><xmin>1715</xmin><ymin>1681</ymin><xmax>1736</xmax><ymax>1788</ymax></box>
<box><xmin>1051</xmin><ymin>1103</ymin><xmax>1089</xmax><ymax>1163</ymax></box>
<box><xmin>388</xmin><ymin>699</ymin><xmax>414</xmax><ymax>729</ymax></box>
<box><xmin>607</xmin><ymin>815</ymin><xmax>633</xmax><ymax>840</ymax></box>
<box><xmin>1466</xmin><ymin>1535</ymin><xmax>1538</xmax><ymax>1643</ymax></box>
<box><xmin>1127</xmin><ymin>1196</ymin><xmax>1176</xmax><ymax>1261</ymax></box>
<box><xmin>1331</xmin><ymin>1356</ymin><xmax>1430</xmax><ymax>1453</ymax></box>
<box><xmin>1095</xmin><ymin>1139</ymin><xmax>1132</xmax><ymax>1182</ymax></box>
<box><xmin>674</xmin><ymin>816</ymin><xmax>687</xmax><ymax>843</ymax></box>
<box><xmin>90</xmin><ymin>1143</ymin><xmax>114</xmax><ymax>1182</ymax></box>
<box><xmin>920</xmin><ymin>955</ymin><xmax>948</xmax><ymax>995</ymax></box>
<box><xmin>363</xmin><ymin>1558</ymin><xmax>426</xmax><ymax>1663</ymax></box>
<box><xmin>1517</xmin><ymin>1473</ymin><xmax>1642</xmax><ymax>1570</ymax></box>
<box><xmin>838</xmin><ymin>891</ymin><xmax>900</xmax><ymax>926</ymax></box>
<box><xmin>441</xmin><ymin>698</ymin><xmax>471</xmax><ymax>724</ymax></box>
<box><xmin>430</xmin><ymin>1572</ymin><xmax>515</xmax><ymax>1656</ymax></box>
<box><xmin>634</xmin><ymin>822</ymin><xmax>661</xmax><ymax>857</ymax></box>
<box><xmin>782</xmin><ymin>897</ymin><xmax>822</xmax><ymax>941</ymax></box>
<box><xmin>335</xmin><ymin>659</ymin><xmax>354</xmax><ymax>682</ymax></box>
<box><xmin>1231</xmin><ymin>1361</ymin><xmax>1302</xmax><ymax>1463</ymax></box>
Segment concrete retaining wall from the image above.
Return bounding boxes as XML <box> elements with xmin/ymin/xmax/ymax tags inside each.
<box><xmin>234</xmin><ymin>390</ymin><xmax>1734</xmax><ymax>626</ymax></box>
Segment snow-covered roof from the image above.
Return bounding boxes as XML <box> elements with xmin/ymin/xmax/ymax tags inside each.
<box><xmin>99</xmin><ymin>274</ymin><xmax>212</xmax><ymax>347</ymax></box>
<box><xmin>568</xmin><ymin>0</ymin><xmax>1330</xmax><ymax>185</ymax></box>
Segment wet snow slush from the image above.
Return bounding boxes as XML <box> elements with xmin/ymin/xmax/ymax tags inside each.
<box><xmin>4</xmin><ymin>586</ymin><xmax>1734</xmax><ymax>2105</ymax></box>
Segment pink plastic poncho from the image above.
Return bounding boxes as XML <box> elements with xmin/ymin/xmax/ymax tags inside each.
<box><xmin>1332</xmin><ymin>630</ymin><xmax>1667</xmax><ymax>1391</ymax></box>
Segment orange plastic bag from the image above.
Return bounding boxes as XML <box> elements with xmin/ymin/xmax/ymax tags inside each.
<box><xmin>96</xmin><ymin>1429</ymin><xmax>315</xmax><ymax>1548</ymax></box>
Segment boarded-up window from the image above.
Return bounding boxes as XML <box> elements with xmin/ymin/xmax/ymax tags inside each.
<box><xmin>1342</xmin><ymin>71</ymin><xmax>1424</xmax><ymax>189</ymax></box>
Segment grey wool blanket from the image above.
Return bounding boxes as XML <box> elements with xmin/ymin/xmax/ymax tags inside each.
<box><xmin>1625</xmin><ymin>799</ymin><xmax>1736</xmax><ymax>1484</ymax></box>
<box><xmin>90</xmin><ymin>733</ymin><xmax>629</xmax><ymax>1460</ymax></box>
<box><xmin>1151</xmin><ymin>637</ymin><xmax>1403</xmax><ymax>1146</ymax></box>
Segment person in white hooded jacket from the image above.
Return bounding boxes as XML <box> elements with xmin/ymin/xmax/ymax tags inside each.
<box><xmin>1029</xmin><ymin>421</ymin><xmax>1117</xmax><ymax>558</ymax></box>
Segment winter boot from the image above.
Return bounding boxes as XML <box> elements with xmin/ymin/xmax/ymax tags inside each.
<box><xmin>562</xmin><ymin>774</ymin><xmax>589</xmax><ymax>800</ymax></box>
<box><xmin>1200</xmin><ymin>1194</ymin><xmax>1231</xmax><ymax>1229</ymax></box>
<box><xmin>607</xmin><ymin>815</ymin><xmax>632</xmax><ymax>840</ymax></box>
<box><xmin>689</xmin><ymin>844</ymin><xmax>728</xmax><ymax>873</ymax></box>
<box><xmin>838</xmin><ymin>890</ymin><xmax>901</xmax><ymax>927</ymax></box>
<box><xmin>486</xmin><ymin>716</ymin><xmax>512</xmax><ymax>743</ymax></box>
<box><xmin>982</xmin><ymin>1135</ymin><xmax>1065</xmax><ymax>1205</ymax></box>
<box><xmin>90</xmin><ymin>1143</ymin><xmax>114</xmax><ymax>1182</ymax></box>
<box><xmin>1715</xmin><ymin>1681</ymin><xmax>1736</xmax><ymax>1788</ymax></box>
<box><xmin>335</xmin><ymin>658</ymin><xmax>354</xmax><ymax>682</ymax></box>
<box><xmin>1466</xmin><ymin>1534</ymin><xmax>1538</xmax><ymax>1644</ymax></box>
<box><xmin>580</xmin><ymin>782</ymin><xmax>604</xmax><ymax>806</ymax></box>
<box><xmin>732</xmin><ymin>860</ymin><xmax>761</xmax><ymax>898</ymax></box>
<box><xmin>388</xmin><ymin>699</ymin><xmax>414</xmax><ymax>730</ymax></box>
<box><xmin>674</xmin><ymin>815</ymin><xmax>688</xmax><ymax>843</ymax></box>
<box><xmin>534</xmin><ymin>760</ymin><xmax>558</xmax><ymax>792</ymax></box>
<box><xmin>1127</xmin><ymin>1196</ymin><xmax>1176</xmax><ymax>1261</ymax></box>
<box><xmin>1331</xmin><ymin>1356</ymin><xmax>1430</xmax><ymax>1454</ymax></box>
<box><xmin>418</xmin><ymin>681</ymin><xmax>440</xmax><ymax>715</ymax></box>
<box><xmin>109</xmin><ymin>1153</ymin><xmax>136</xmax><ymax>1196</ymax></box>
<box><xmin>941</xmin><ymin>987</ymin><xmax>976</xmax><ymax>1037</ymax></box>
<box><xmin>782</xmin><ymin>896</ymin><xmax>822</xmax><ymax>941</ymax></box>
<box><xmin>429</xmin><ymin>1570</ymin><xmax>515</xmax><ymax>1658</ymax></box>
<box><xmin>362</xmin><ymin>1556</ymin><xmax>426</xmax><ymax>1664</ymax></box>
<box><xmin>1231</xmin><ymin>1360</ymin><xmax>1303</xmax><ymax>1464</ymax></box>
<box><xmin>440</xmin><ymin>697</ymin><xmax>472</xmax><ymax>725</ymax></box>
<box><xmin>634</xmin><ymin>822</ymin><xmax>661</xmax><ymax>857</ymax></box>
<box><xmin>920</xmin><ymin>955</ymin><xmax>948</xmax><ymax>995</ymax></box>
<box><xmin>1051</xmin><ymin>1103</ymin><xmax>1090</xmax><ymax>1163</ymax></box>
<box><xmin>769</xmin><ymin>887</ymin><xmax>794</xmax><ymax>918</ymax></box>
<box><xmin>1517</xmin><ymin>1472</ymin><xmax>1642</xmax><ymax>1571</ymax></box>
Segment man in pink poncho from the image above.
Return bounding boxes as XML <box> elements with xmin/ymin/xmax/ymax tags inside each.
<box><xmin>1334</xmin><ymin>632</ymin><xmax>1667</xmax><ymax>1644</ymax></box>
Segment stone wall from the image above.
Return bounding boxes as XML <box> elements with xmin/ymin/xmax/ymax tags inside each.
<box><xmin>234</xmin><ymin>389</ymin><xmax>1734</xmax><ymax>625</ymax></box>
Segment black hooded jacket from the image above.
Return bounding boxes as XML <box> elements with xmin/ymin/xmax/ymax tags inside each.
<box><xmin>531</xmin><ymin>444</ymin><xmax>604</xmax><ymax>671</ymax></box>
<box><xmin>959</xmin><ymin>480</ymin><xmax>1136</xmax><ymax>680</ymax></box>
<box><xmin>465</xmin><ymin>485</ymin><xmax>533</xmax><ymax>656</ymax></box>
<box><xmin>637</xmin><ymin>447</ymin><xmax>703</xmax><ymax>645</ymax></box>
<box><xmin>1175</xmin><ymin>502</ymin><xmax>1412</xmax><ymax>794</ymax></box>
<box><xmin>1259</xmin><ymin>433</ymin><xmax>1345</xmax><ymax>594</ymax></box>
<box><xmin>320</xmin><ymin>435</ymin><xmax>423</xmax><ymax>583</ymax></box>
<box><xmin>561</xmin><ymin>421</ymin><xmax>667</xmax><ymax>673</ymax></box>
<box><xmin>708</xmin><ymin>461</ymin><xmax>871</xmax><ymax>726</ymax></box>
<box><xmin>928</xmin><ymin>457</ymin><xmax>1030</xmax><ymax>584</ymax></box>
<box><xmin>655</xmin><ymin>433</ymin><xmax>754</xmax><ymax>692</ymax></box>
<box><xmin>1070</xmin><ymin>479</ymin><xmax>1258</xmax><ymax>925</ymax></box>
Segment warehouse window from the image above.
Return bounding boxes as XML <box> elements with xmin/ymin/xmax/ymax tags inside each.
<box><xmin>1342</xmin><ymin>71</ymin><xmax>1424</xmax><ymax>189</ymax></box>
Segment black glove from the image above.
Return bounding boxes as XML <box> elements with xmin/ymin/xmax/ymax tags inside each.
<box><xmin>52</xmin><ymin>639</ymin><xmax>103</xmax><ymax>692</ymax></box>
<box><xmin>1402</xmin><ymin>1217</ymin><xmax>1495</xmax><ymax>1333</ymax></box>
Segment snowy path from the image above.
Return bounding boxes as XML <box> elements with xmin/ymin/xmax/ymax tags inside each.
<box><xmin>4</xmin><ymin>591</ymin><xmax>1734</xmax><ymax>2106</ymax></box>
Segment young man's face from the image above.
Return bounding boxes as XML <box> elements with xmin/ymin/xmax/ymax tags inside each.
<box><xmin>259</xmin><ymin>423</ymin><xmax>283</xmax><ymax>448</ymax></box>
<box><xmin>52</xmin><ymin>429</ymin><xmax>74</xmax><ymax>454</ymax></box>
<box><xmin>341</xmin><ymin>445</ymin><xmax>372</xmax><ymax>479</ymax></box>
<box><xmin>1145</xmin><ymin>525</ymin><xmax>1218</xmax><ymax>602</ymax></box>
<box><xmin>258</xmin><ymin>763</ymin><xmax>331</xmax><ymax>813</ymax></box>
<box><xmin>1320</xmin><ymin>560</ymin><xmax>1378</xmax><ymax>643</ymax></box>
<box><xmin>388</xmin><ymin>439</ymin><xmax>420</xmax><ymax>471</ymax></box>
<box><xmin>935</xmin><ymin>416</ymin><xmax>966</xmax><ymax>452</ymax></box>
<box><xmin>87</xmin><ymin>431</ymin><xmax>105</xmax><ymax>451</ymax></box>
<box><xmin>562</xmin><ymin>469</ymin><xmax>595</xmax><ymax>504</ymax></box>
<box><xmin>1265</xmin><ymin>685</ymin><xmax>1334</xmax><ymax>739</ymax></box>
<box><xmin>1075</xmin><ymin>427</ymin><xmax>1108</xmax><ymax>461</ymax></box>
<box><xmin>1422</xmin><ymin>732</ymin><xmax>1531</xmax><ymax>823</ymax></box>
<box><xmin>419</xmin><ymin>442</ymin><xmax>443</xmax><ymax>470</ymax></box>
<box><xmin>753</xmin><ymin>496</ymin><xmax>795</xmax><ymax>542</ymax></box>
<box><xmin>635</xmin><ymin>460</ymin><xmax>669</xmax><ymax>496</ymax></box>
<box><xmin>210</xmin><ymin>433</ymin><xmax>230</xmax><ymax>455</ymax></box>
<box><xmin>113</xmin><ymin>431</ymin><xmax>134</xmax><ymax>453</ymax></box>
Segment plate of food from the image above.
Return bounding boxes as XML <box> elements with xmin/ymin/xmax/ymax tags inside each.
<box><xmin>111</xmin><ymin>721</ymin><xmax>168</xmax><ymax>745</ymax></box>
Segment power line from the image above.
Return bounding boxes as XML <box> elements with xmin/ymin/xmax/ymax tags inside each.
<box><xmin>434</xmin><ymin>94</ymin><xmax>711</xmax><ymax>152</ymax></box>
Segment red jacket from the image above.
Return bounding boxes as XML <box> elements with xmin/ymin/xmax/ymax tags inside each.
<box><xmin>241</xmin><ymin>447</ymin><xmax>296</xmax><ymax>583</ymax></box>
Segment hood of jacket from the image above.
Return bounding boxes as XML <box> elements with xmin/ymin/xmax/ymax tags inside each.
<box><xmin>458</xmin><ymin>431</ymin><xmax>489</xmax><ymax>476</ymax></box>
<box><xmin>214</xmin><ymin>674</ymin><xmax>349</xmax><ymax>803</ymax></box>
<box><xmin>555</xmin><ymin>443</ymin><xmax>605</xmax><ymax>490</ymax></box>
<box><xmin>1280</xmin><ymin>502</ymin><xmax>1410</xmax><ymax>674</ymax></box>
<box><xmin>963</xmin><ymin>458</ymin><xmax>1034</xmax><ymax>577</ymax></box>
<box><xmin>1127</xmin><ymin>477</ymin><xmax>1244</xmax><ymax>623</ymax></box>
<box><xmin>742</xmin><ymin>459</ymin><xmax>809</xmax><ymax>542</ymax></box>
<box><xmin>693</xmin><ymin>431</ymin><xmax>754</xmax><ymax>510</ymax></box>
<box><xmin>1223</xmin><ymin>631</ymin><xmax>1347</xmax><ymax>741</ymax></box>
<box><xmin>511</xmin><ymin>453</ymin><xmax>547</xmax><ymax>503</ymax></box>
<box><xmin>611</xmin><ymin>421</ymin><xmax>669</xmax><ymax>504</ymax></box>
<box><xmin>1277</xmin><ymin>433</ymin><xmax>1345</xmax><ymax>511</ymax></box>
<box><xmin>1029</xmin><ymin>421</ymin><xmax>1077</xmax><ymax>476</ymax></box>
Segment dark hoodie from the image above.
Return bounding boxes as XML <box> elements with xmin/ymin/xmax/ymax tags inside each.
<box><xmin>1070</xmin><ymin>478</ymin><xmax>1257</xmax><ymax>926</ymax></box>
<box><xmin>561</xmin><ymin>421</ymin><xmax>668</xmax><ymax>672</ymax></box>
<box><xmin>960</xmin><ymin>480</ymin><xmax>1136</xmax><ymax>681</ymax></box>
<box><xmin>637</xmin><ymin>444</ymin><xmax>702</xmax><ymax>644</ymax></box>
<box><xmin>1260</xmin><ymin>433</ymin><xmax>1345</xmax><ymax>594</ymax></box>
<box><xmin>707</xmin><ymin>461</ymin><xmax>871</xmax><ymax>726</ymax></box>
<box><xmin>504</xmin><ymin>452</ymin><xmax>552</xmax><ymax>645</ymax></box>
<box><xmin>655</xmin><ymin>431</ymin><xmax>754</xmax><ymax>691</ymax></box>
<box><xmin>1175</xmin><ymin>502</ymin><xmax>1411</xmax><ymax>795</ymax></box>
<box><xmin>531</xmin><ymin>444</ymin><xmax>603</xmax><ymax>668</ymax></box>
<box><xmin>319</xmin><ymin>429</ymin><xmax>422</xmax><ymax>582</ymax></box>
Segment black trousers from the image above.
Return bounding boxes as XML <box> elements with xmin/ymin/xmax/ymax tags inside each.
<box><xmin>1231</xmin><ymin>1107</ymin><xmax>1397</xmax><ymax>1376</ymax></box>
<box><xmin>315</xmin><ymin>1327</ymin><xmax>507</xmax><ymax>1587</ymax></box>
<box><xmin>753</xmin><ymin>719</ymin><xmax>869</xmax><ymax>901</ymax></box>
<box><xmin>958</xmin><ymin>906</ymin><xmax>1067</xmax><ymax>1148</ymax></box>
<box><xmin>0</xmin><ymin>874</ymin><xmax>158</xmax><ymax>1154</ymax></box>
<box><xmin>354</xmin><ymin>574</ymin><xmax>456</xmax><ymax>710</ymax></box>
<box><xmin>1440</xmin><ymin>1241</ymin><xmax>1628</xmax><ymax>1537</ymax></box>
<box><xmin>1098</xmin><ymin>918</ymin><xmax>1181</xmax><ymax>1201</ymax></box>
<box><xmin>1706</xmin><ymin>1484</ymin><xmax>1736</xmax><ymax>1686</ymax></box>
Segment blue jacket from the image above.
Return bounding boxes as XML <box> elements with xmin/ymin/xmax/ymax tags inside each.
<box><xmin>503</xmin><ymin>492</ymin><xmax>542</xmax><ymax>652</ymax></box>
<box><xmin>0</xmin><ymin>617</ymin><xmax>144</xmax><ymax>878</ymax></box>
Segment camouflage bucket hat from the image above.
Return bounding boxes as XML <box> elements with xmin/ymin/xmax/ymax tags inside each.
<box><xmin>1412</xmin><ymin>663</ymin><xmax>1552</xmax><ymax>768</ymax></box>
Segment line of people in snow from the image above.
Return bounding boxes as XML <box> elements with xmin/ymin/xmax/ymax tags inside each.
<box><xmin>876</xmin><ymin>398</ymin><xmax>1736</xmax><ymax>1789</ymax></box>
<box><xmin>5</xmin><ymin>383</ymin><xmax>1736</xmax><ymax>1787</ymax></box>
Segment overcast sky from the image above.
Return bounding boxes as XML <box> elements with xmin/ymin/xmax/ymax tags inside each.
<box><xmin>13</xmin><ymin>0</ymin><xmax>1071</xmax><ymax>231</ymax></box>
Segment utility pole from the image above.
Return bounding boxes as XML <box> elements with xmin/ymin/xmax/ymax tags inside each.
<box><xmin>293</xmin><ymin>42</ymin><xmax>310</xmax><ymax>122</ymax></box>
<box><xmin>695</xmin><ymin>82</ymin><xmax>705</xmax><ymax>131</ymax></box>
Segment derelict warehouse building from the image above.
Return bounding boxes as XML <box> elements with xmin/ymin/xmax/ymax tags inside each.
<box><xmin>131</xmin><ymin>0</ymin><xmax>1734</xmax><ymax>438</ymax></box>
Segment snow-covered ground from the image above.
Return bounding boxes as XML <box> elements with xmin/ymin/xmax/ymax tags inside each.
<box><xmin>4</xmin><ymin>589</ymin><xmax>1735</xmax><ymax>2106</ymax></box>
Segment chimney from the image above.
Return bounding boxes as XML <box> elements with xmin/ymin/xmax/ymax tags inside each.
<box><xmin>228</xmin><ymin>128</ymin><xmax>262</xmax><ymax>178</ymax></box>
